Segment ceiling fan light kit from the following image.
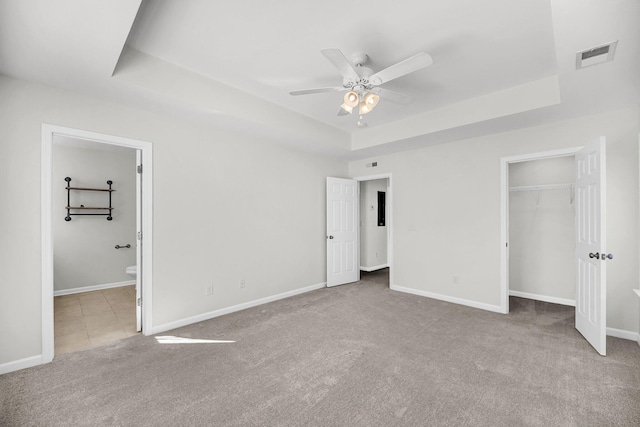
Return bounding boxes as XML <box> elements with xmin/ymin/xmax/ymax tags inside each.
<box><xmin>340</xmin><ymin>90</ymin><xmax>359</xmax><ymax>114</ymax></box>
<box><xmin>358</xmin><ymin>92</ymin><xmax>379</xmax><ymax>115</ymax></box>
<box><xmin>290</xmin><ymin>48</ymin><xmax>433</xmax><ymax>126</ymax></box>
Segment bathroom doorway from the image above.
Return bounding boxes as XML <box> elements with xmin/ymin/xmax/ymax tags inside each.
<box><xmin>52</xmin><ymin>137</ymin><xmax>138</xmax><ymax>355</ymax></box>
<box><xmin>42</xmin><ymin>125</ymin><xmax>154</xmax><ymax>364</ymax></box>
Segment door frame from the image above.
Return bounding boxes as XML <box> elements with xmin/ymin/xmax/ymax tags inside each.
<box><xmin>353</xmin><ymin>173</ymin><xmax>393</xmax><ymax>287</ymax></box>
<box><xmin>499</xmin><ymin>147</ymin><xmax>581</xmax><ymax>314</ymax></box>
<box><xmin>41</xmin><ymin>124</ymin><xmax>154</xmax><ymax>364</ymax></box>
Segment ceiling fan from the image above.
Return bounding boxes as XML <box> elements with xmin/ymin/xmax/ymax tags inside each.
<box><xmin>290</xmin><ymin>49</ymin><xmax>433</xmax><ymax>126</ymax></box>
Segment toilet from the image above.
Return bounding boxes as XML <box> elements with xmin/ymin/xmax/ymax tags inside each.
<box><xmin>126</xmin><ymin>265</ymin><xmax>137</xmax><ymax>277</ymax></box>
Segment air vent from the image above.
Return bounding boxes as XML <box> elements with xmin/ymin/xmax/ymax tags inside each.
<box><xmin>576</xmin><ymin>41</ymin><xmax>618</xmax><ymax>69</ymax></box>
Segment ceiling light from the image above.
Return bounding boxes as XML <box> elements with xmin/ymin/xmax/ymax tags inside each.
<box><xmin>339</xmin><ymin>91</ymin><xmax>359</xmax><ymax>114</ymax></box>
<box><xmin>363</xmin><ymin>92</ymin><xmax>379</xmax><ymax>108</ymax></box>
<box><xmin>338</xmin><ymin>91</ymin><xmax>359</xmax><ymax>116</ymax></box>
<box><xmin>359</xmin><ymin>102</ymin><xmax>372</xmax><ymax>115</ymax></box>
<box><xmin>344</xmin><ymin>91</ymin><xmax>358</xmax><ymax>107</ymax></box>
<box><xmin>339</xmin><ymin>103</ymin><xmax>353</xmax><ymax>114</ymax></box>
<box><xmin>358</xmin><ymin>92</ymin><xmax>379</xmax><ymax>115</ymax></box>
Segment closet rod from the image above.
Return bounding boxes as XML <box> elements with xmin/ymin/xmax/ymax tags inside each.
<box><xmin>509</xmin><ymin>183</ymin><xmax>574</xmax><ymax>192</ymax></box>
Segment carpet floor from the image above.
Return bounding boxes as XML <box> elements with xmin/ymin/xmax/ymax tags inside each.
<box><xmin>1</xmin><ymin>269</ymin><xmax>639</xmax><ymax>426</ymax></box>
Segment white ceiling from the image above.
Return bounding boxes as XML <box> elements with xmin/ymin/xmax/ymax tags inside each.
<box><xmin>126</xmin><ymin>0</ymin><xmax>558</xmax><ymax>132</ymax></box>
<box><xmin>0</xmin><ymin>0</ymin><xmax>638</xmax><ymax>160</ymax></box>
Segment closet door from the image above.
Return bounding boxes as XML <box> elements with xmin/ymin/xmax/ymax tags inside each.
<box><xmin>574</xmin><ymin>137</ymin><xmax>606</xmax><ymax>356</ymax></box>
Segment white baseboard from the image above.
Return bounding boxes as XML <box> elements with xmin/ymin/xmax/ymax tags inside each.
<box><xmin>509</xmin><ymin>290</ymin><xmax>576</xmax><ymax>307</ymax></box>
<box><xmin>390</xmin><ymin>284</ymin><xmax>504</xmax><ymax>314</ymax></box>
<box><xmin>54</xmin><ymin>280</ymin><xmax>136</xmax><ymax>296</ymax></box>
<box><xmin>606</xmin><ymin>327</ymin><xmax>640</xmax><ymax>342</ymax></box>
<box><xmin>0</xmin><ymin>355</ymin><xmax>42</xmax><ymax>376</ymax></box>
<box><xmin>150</xmin><ymin>282</ymin><xmax>326</xmax><ymax>335</ymax></box>
<box><xmin>360</xmin><ymin>264</ymin><xmax>388</xmax><ymax>272</ymax></box>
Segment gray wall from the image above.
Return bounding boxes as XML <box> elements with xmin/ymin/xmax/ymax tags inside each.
<box><xmin>349</xmin><ymin>106</ymin><xmax>639</xmax><ymax>335</ymax></box>
<box><xmin>508</xmin><ymin>157</ymin><xmax>575</xmax><ymax>301</ymax></box>
<box><xmin>53</xmin><ymin>140</ymin><xmax>136</xmax><ymax>292</ymax></box>
<box><xmin>0</xmin><ymin>75</ymin><xmax>347</xmax><ymax>366</ymax></box>
<box><xmin>359</xmin><ymin>179</ymin><xmax>388</xmax><ymax>270</ymax></box>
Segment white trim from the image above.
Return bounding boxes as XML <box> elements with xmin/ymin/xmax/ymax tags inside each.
<box><xmin>353</xmin><ymin>173</ymin><xmax>392</xmax><ymax>181</ymax></box>
<box><xmin>41</xmin><ymin>128</ymin><xmax>55</xmax><ymax>364</ymax></box>
<box><xmin>500</xmin><ymin>147</ymin><xmax>582</xmax><ymax>314</ymax></box>
<box><xmin>354</xmin><ymin>173</ymin><xmax>393</xmax><ymax>287</ymax></box>
<box><xmin>390</xmin><ymin>284</ymin><xmax>504</xmax><ymax>314</ymax></box>
<box><xmin>360</xmin><ymin>264</ymin><xmax>389</xmax><ymax>272</ymax></box>
<box><xmin>150</xmin><ymin>282</ymin><xmax>326</xmax><ymax>335</ymax></box>
<box><xmin>0</xmin><ymin>355</ymin><xmax>43</xmax><ymax>376</ymax></box>
<box><xmin>501</xmin><ymin>147</ymin><xmax>583</xmax><ymax>164</ymax></box>
<box><xmin>53</xmin><ymin>281</ymin><xmax>136</xmax><ymax>296</ymax></box>
<box><xmin>606</xmin><ymin>327</ymin><xmax>639</xmax><ymax>342</ymax></box>
<box><xmin>41</xmin><ymin>124</ymin><xmax>154</xmax><ymax>367</ymax></box>
<box><xmin>509</xmin><ymin>290</ymin><xmax>575</xmax><ymax>307</ymax></box>
<box><xmin>633</xmin><ymin>289</ymin><xmax>640</xmax><ymax>298</ymax></box>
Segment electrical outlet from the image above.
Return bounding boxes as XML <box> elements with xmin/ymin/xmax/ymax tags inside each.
<box><xmin>206</xmin><ymin>284</ymin><xmax>214</xmax><ymax>296</ymax></box>
<box><xmin>452</xmin><ymin>275</ymin><xmax>460</xmax><ymax>285</ymax></box>
<box><xmin>239</xmin><ymin>279</ymin><xmax>246</xmax><ymax>289</ymax></box>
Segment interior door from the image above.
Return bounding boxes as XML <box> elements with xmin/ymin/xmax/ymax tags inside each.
<box><xmin>575</xmin><ymin>137</ymin><xmax>606</xmax><ymax>355</ymax></box>
<box><xmin>135</xmin><ymin>150</ymin><xmax>142</xmax><ymax>332</ymax></box>
<box><xmin>326</xmin><ymin>177</ymin><xmax>359</xmax><ymax>287</ymax></box>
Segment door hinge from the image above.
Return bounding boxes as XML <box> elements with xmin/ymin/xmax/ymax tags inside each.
<box><xmin>137</xmin><ymin>231</ymin><xmax>142</xmax><ymax>240</ymax></box>
<box><xmin>137</xmin><ymin>164</ymin><xmax>143</xmax><ymax>174</ymax></box>
<box><xmin>137</xmin><ymin>297</ymin><xmax>142</xmax><ymax>306</ymax></box>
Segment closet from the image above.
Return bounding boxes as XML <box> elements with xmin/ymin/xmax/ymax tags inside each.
<box><xmin>508</xmin><ymin>156</ymin><xmax>576</xmax><ymax>305</ymax></box>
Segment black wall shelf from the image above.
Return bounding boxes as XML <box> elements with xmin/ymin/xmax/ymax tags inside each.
<box><xmin>65</xmin><ymin>177</ymin><xmax>114</xmax><ymax>221</ymax></box>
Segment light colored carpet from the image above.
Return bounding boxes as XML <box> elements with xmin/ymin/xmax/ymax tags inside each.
<box><xmin>1</xmin><ymin>269</ymin><xmax>639</xmax><ymax>426</ymax></box>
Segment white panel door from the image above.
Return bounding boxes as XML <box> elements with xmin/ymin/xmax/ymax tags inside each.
<box><xmin>326</xmin><ymin>177</ymin><xmax>359</xmax><ymax>287</ymax></box>
<box><xmin>135</xmin><ymin>150</ymin><xmax>142</xmax><ymax>332</ymax></box>
<box><xmin>575</xmin><ymin>137</ymin><xmax>606</xmax><ymax>356</ymax></box>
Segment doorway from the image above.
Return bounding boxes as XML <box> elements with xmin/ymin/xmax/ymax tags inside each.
<box><xmin>500</xmin><ymin>140</ymin><xmax>608</xmax><ymax>355</ymax></box>
<box><xmin>41</xmin><ymin>125</ymin><xmax>154</xmax><ymax>364</ymax></box>
<box><xmin>358</xmin><ymin>178</ymin><xmax>390</xmax><ymax>287</ymax></box>
<box><xmin>52</xmin><ymin>137</ymin><xmax>138</xmax><ymax>354</ymax></box>
<box><xmin>508</xmin><ymin>156</ymin><xmax>576</xmax><ymax>306</ymax></box>
<box><xmin>325</xmin><ymin>173</ymin><xmax>393</xmax><ymax>288</ymax></box>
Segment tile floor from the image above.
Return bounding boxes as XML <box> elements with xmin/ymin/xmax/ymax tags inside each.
<box><xmin>54</xmin><ymin>285</ymin><xmax>139</xmax><ymax>355</ymax></box>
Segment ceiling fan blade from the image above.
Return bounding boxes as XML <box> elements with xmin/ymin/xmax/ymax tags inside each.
<box><xmin>374</xmin><ymin>87</ymin><xmax>415</xmax><ymax>105</ymax></box>
<box><xmin>289</xmin><ymin>87</ymin><xmax>345</xmax><ymax>96</ymax></box>
<box><xmin>321</xmin><ymin>49</ymin><xmax>359</xmax><ymax>82</ymax></box>
<box><xmin>369</xmin><ymin>52</ymin><xmax>433</xmax><ymax>85</ymax></box>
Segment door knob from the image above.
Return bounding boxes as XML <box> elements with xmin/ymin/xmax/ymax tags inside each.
<box><xmin>589</xmin><ymin>252</ymin><xmax>600</xmax><ymax>259</ymax></box>
<box><xmin>602</xmin><ymin>253</ymin><xmax>613</xmax><ymax>260</ymax></box>
<box><xmin>328</xmin><ymin>235</ymin><xmax>334</xmax><ymax>239</ymax></box>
